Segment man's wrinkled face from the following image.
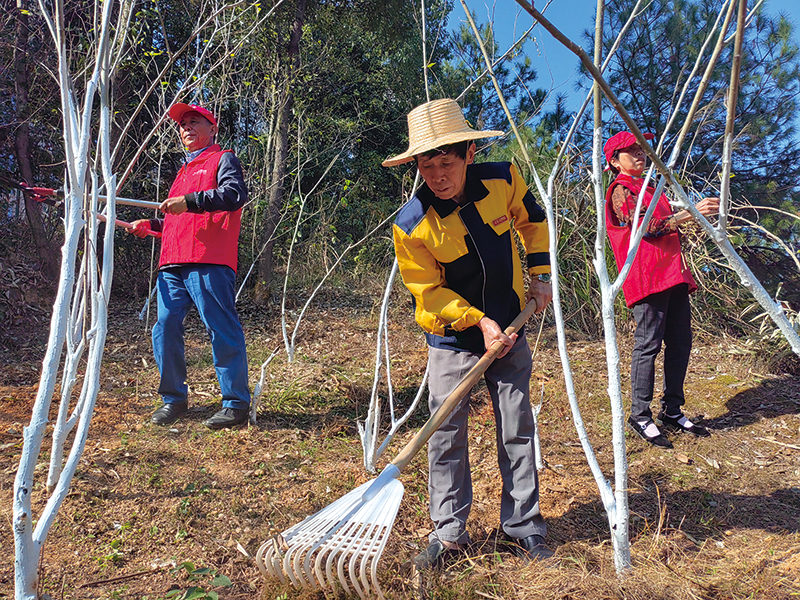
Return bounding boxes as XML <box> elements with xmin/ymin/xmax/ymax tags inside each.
<box><xmin>416</xmin><ymin>143</ymin><xmax>476</xmax><ymax>201</ymax></box>
<box><xmin>179</xmin><ymin>112</ymin><xmax>217</xmax><ymax>151</ymax></box>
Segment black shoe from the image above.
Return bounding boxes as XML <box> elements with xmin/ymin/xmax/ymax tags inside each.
<box><xmin>658</xmin><ymin>412</ymin><xmax>710</xmax><ymax>437</ymax></box>
<box><xmin>504</xmin><ymin>533</ymin><xmax>554</xmax><ymax>561</ymax></box>
<box><xmin>412</xmin><ymin>539</ymin><xmax>462</xmax><ymax>570</ymax></box>
<box><xmin>203</xmin><ymin>407</ymin><xmax>249</xmax><ymax>430</ymax></box>
<box><xmin>628</xmin><ymin>417</ymin><xmax>673</xmax><ymax>448</ymax></box>
<box><xmin>151</xmin><ymin>403</ymin><xmax>188</xmax><ymax>425</ymax></box>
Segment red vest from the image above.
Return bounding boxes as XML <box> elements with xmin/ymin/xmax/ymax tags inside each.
<box><xmin>605</xmin><ymin>173</ymin><xmax>696</xmax><ymax>307</ymax></box>
<box><xmin>159</xmin><ymin>145</ymin><xmax>242</xmax><ymax>273</ymax></box>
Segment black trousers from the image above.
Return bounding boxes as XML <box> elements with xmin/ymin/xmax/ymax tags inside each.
<box><xmin>630</xmin><ymin>283</ymin><xmax>692</xmax><ymax>421</ymax></box>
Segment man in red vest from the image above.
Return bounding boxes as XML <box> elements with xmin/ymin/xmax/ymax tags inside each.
<box><xmin>129</xmin><ymin>103</ymin><xmax>250</xmax><ymax>429</ymax></box>
<box><xmin>604</xmin><ymin>131</ymin><xmax>718</xmax><ymax>447</ymax></box>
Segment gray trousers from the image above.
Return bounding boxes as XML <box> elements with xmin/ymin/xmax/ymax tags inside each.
<box><xmin>426</xmin><ymin>335</ymin><xmax>546</xmax><ymax>544</ymax></box>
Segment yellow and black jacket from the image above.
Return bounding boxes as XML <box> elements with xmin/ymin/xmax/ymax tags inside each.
<box><xmin>393</xmin><ymin>161</ymin><xmax>550</xmax><ymax>353</ymax></box>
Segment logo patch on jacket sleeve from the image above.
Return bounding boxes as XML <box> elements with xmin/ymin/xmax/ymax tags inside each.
<box><xmin>491</xmin><ymin>215</ymin><xmax>509</xmax><ymax>227</ymax></box>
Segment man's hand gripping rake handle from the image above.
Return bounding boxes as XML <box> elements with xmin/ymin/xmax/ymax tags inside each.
<box><xmin>362</xmin><ymin>298</ymin><xmax>539</xmax><ymax>502</ymax></box>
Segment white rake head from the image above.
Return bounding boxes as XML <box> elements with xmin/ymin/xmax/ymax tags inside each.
<box><xmin>256</xmin><ymin>476</ymin><xmax>405</xmax><ymax>599</ymax></box>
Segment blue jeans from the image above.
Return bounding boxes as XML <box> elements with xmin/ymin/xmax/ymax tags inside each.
<box><xmin>153</xmin><ymin>265</ymin><xmax>250</xmax><ymax>410</ymax></box>
<box><xmin>630</xmin><ymin>283</ymin><xmax>692</xmax><ymax>421</ymax></box>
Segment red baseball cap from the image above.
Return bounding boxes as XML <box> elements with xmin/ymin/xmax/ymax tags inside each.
<box><xmin>603</xmin><ymin>131</ymin><xmax>654</xmax><ymax>164</ymax></box>
<box><xmin>168</xmin><ymin>103</ymin><xmax>217</xmax><ymax>127</ymax></box>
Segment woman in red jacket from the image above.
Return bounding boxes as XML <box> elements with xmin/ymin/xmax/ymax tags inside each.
<box><xmin>604</xmin><ymin>131</ymin><xmax>717</xmax><ymax>448</ymax></box>
<box><xmin>129</xmin><ymin>104</ymin><xmax>250</xmax><ymax>430</ymax></box>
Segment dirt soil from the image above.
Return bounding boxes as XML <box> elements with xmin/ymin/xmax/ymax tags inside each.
<box><xmin>1</xmin><ymin>272</ymin><xmax>799</xmax><ymax>599</ymax></box>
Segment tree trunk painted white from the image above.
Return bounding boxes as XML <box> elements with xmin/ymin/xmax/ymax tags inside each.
<box><xmin>460</xmin><ymin>0</ymin><xmax>649</xmax><ymax>571</ymax></box>
<box><xmin>249</xmin><ymin>106</ymin><xmax>424</xmax><ymax>424</ymax></box>
<box><xmin>516</xmin><ymin>0</ymin><xmax>800</xmax><ymax>358</ymax></box>
<box><xmin>531</xmin><ymin>385</ymin><xmax>544</xmax><ymax>471</ymax></box>
<box><xmin>588</xmin><ymin>0</ymin><xmax>632</xmax><ymax>572</ymax></box>
<box><xmin>14</xmin><ymin>1</ymin><xmax>120</xmax><ymax>596</ymax></box>
<box><xmin>590</xmin><ymin>122</ymin><xmax>632</xmax><ymax>571</ymax></box>
<box><xmin>14</xmin><ymin>2</ymin><xmax>270</xmax><ymax>595</ymax></box>
<box><xmin>359</xmin><ymin>259</ymin><xmax>430</xmax><ymax>473</ymax></box>
<box><xmin>509</xmin><ymin>2</ymin><xmax>800</xmax><ymax>579</ymax></box>
<box><xmin>13</xmin><ymin>194</ymin><xmax>83</xmax><ymax>600</ymax></box>
<box><xmin>358</xmin><ymin>2</ymin><xmax>438</xmax><ymax>474</ymax></box>
<box><xmin>45</xmin><ymin>262</ymin><xmax>87</xmax><ymax>491</ymax></box>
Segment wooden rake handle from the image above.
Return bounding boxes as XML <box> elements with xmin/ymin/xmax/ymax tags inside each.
<box><xmin>391</xmin><ymin>299</ymin><xmax>539</xmax><ymax>472</ymax></box>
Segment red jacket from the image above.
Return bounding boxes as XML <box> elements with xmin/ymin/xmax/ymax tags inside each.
<box><xmin>605</xmin><ymin>173</ymin><xmax>696</xmax><ymax>307</ymax></box>
<box><xmin>160</xmin><ymin>146</ymin><xmax>242</xmax><ymax>272</ymax></box>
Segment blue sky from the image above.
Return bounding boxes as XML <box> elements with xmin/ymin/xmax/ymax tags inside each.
<box><xmin>449</xmin><ymin>0</ymin><xmax>800</xmax><ymax>117</ymax></box>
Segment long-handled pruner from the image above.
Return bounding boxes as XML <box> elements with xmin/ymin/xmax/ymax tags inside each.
<box><xmin>1</xmin><ymin>177</ymin><xmax>162</xmax><ymax>238</ymax></box>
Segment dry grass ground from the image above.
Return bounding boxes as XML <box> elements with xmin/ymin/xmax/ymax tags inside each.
<box><xmin>1</xmin><ymin>281</ymin><xmax>799</xmax><ymax>600</ymax></box>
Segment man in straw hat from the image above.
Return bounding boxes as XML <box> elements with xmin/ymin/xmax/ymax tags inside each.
<box><xmin>384</xmin><ymin>98</ymin><xmax>554</xmax><ymax>567</ymax></box>
<box><xmin>128</xmin><ymin>103</ymin><xmax>251</xmax><ymax>430</ymax></box>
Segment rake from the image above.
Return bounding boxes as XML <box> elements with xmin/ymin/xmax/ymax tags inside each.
<box><xmin>255</xmin><ymin>300</ymin><xmax>539</xmax><ymax>598</ymax></box>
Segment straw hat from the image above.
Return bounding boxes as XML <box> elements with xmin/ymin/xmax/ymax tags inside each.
<box><xmin>382</xmin><ymin>99</ymin><xmax>504</xmax><ymax>167</ymax></box>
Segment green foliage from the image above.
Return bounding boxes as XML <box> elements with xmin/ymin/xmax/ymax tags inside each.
<box><xmin>437</xmin><ymin>16</ymin><xmax>547</xmax><ymax>130</ymax></box>
<box><xmin>95</xmin><ymin>537</ymin><xmax>125</xmax><ymax>566</ymax></box>
<box><xmin>558</xmin><ymin>0</ymin><xmax>800</xmax><ymax>332</ymax></box>
<box><xmin>596</xmin><ymin>0</ymin><xmax>800</xmax><ymax>214</ymax></box>
<box><xmin>175</xmin><ymin>481</ymin><xmax>211</xmax><ymax>519</ymax></box>
<box><xmin>2</xmin><ymin>0</ymin><xmax>798</xmax><ymax>342</ymax></box>
<box><xmin>166</xmin><ymin>561</ymin><xmax>233</xmax><ymax>600</ymax></box>
<box><xmin>93</xmin><ymin>522</ymin><xmax>134</xmax><ymax>568</ymax></box>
